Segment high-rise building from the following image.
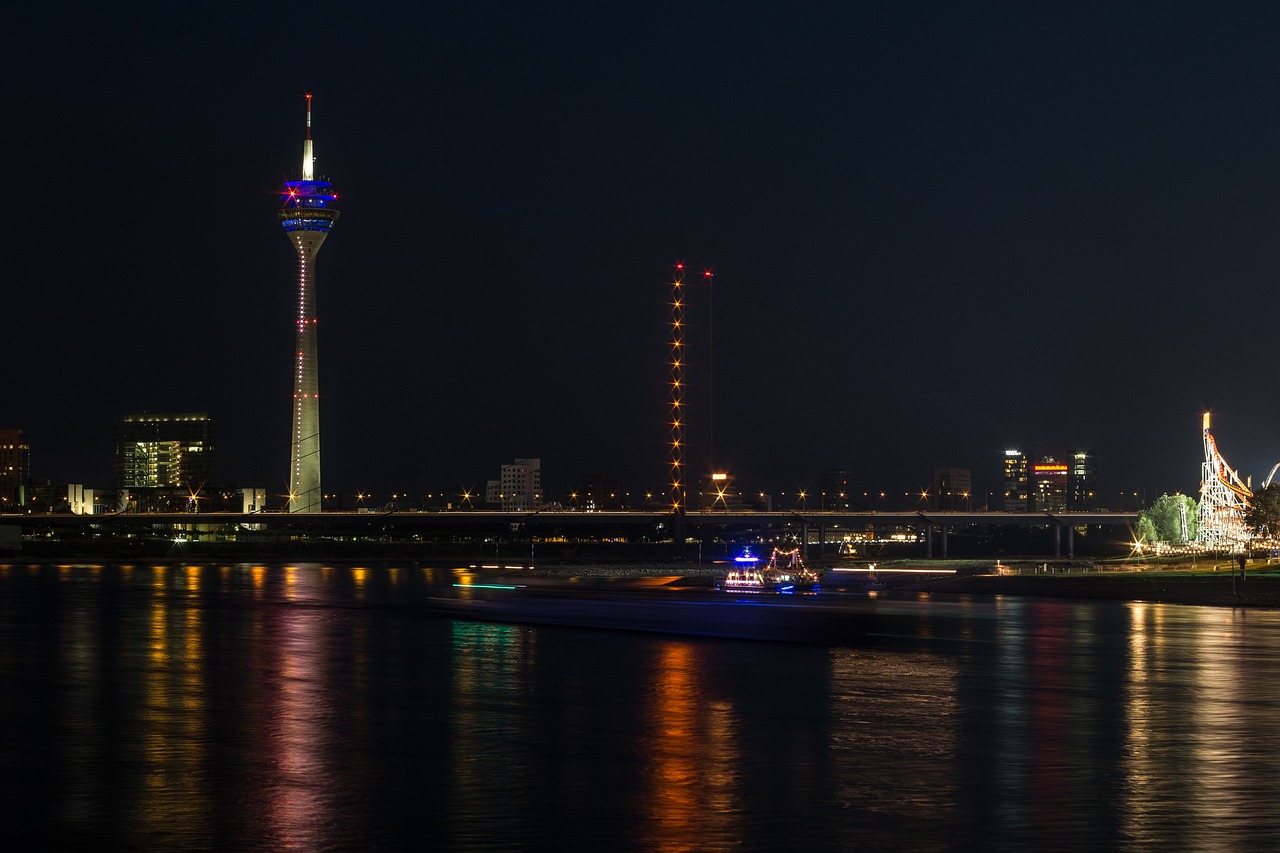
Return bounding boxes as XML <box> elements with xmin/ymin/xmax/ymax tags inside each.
<box><xmin>933</xmin><ymin>467</ymin><xmax>971</xmax><ymax>511</ymax></box>
<box><xmin>498</xmin><ymin>459</ymin><xmax>542</xmax><ymax>511</ymax></box>
<box><xmin>1032</xmin><ymin>455</ymin><xmax>1069</xmax><ymax>512</ymax></box>
<box><xmin>280</xmin><ymin>93</ymin><xmax>339</xmax><ymax>513</ymax></box>
<box><xmin>114</xmin><ymin>413</ymin><xmax>215</xmax><ymax>489</ymax></box>
<box><xmin>695</xmin><ymin>472</ymin><xmax>754</xmax><ymax>510</ymax></box>
<box><xmin>1069</xmin><ymin>451</ymin><xmax>1097</xmax><ymax>511</ymax></box>
<box><xmin>1003</xmin><ymin>450</ymin><xmax>1029</xmax><ymax>511</ymax></box>
<box><xmin>575</xmin><ymin>474</ymin><xmax>625</xmax><ymax>510</ymax></box>
<box><xmin>819</xmin><ymin>469</ymin><xmax>854</xmax><ymax>510</ymax></box>
<box><xmin>0</xmin><ymin>428</ymin><xmax>29</xmax><ymax>509</ymax></box>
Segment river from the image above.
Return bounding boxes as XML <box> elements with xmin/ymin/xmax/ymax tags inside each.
<box><xmin>3</xmin><ymin>561</ymin><xmax>1280</xmax><ymax>851</ymax></box>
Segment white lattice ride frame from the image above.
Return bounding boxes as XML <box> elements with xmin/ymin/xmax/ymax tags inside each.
<box><xmin>1199</xmin><ymin>414</ymin><xmax>1251</xmax><ymax>552</ymax></box>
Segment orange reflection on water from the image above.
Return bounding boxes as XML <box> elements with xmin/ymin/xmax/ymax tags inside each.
<box><xmin>251</xmin><ymin>565</ymin><xmax>267</xmax><ymax>594</ymax></box>
<box><xmin>1120</xmin><ymin>604</ymin><xmax>1280</xmax><ymax>847</ymax></box>
<box><xmin>640</xmin><ymin>642</ymin><xmax>740</xmax><ymax>852</ymax></box>
<box><xmin>137</xmin><ymin>564</ymin><xmax>211</xmax><ymax>842</ymax></box>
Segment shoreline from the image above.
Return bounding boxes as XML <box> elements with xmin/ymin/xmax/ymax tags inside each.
<box><xmin>893</xmin><ymin>571</ymin><xmax>1280</xmax><ymax>608</ymax></box>
<box><xmin>7</xmin><ymin>548</ymin><xmax>1278</xmax><ymax>608</ymax></box>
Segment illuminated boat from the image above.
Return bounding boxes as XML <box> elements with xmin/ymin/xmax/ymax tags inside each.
<box><xmin>720</xmin><ymin>546</ymin><xmax>820</xmax><ymax>592</ymax></box>
<box><xmin>721</xmin><ymin>567</ymin><xmax>769</xmax><ymax>591</ymax></box>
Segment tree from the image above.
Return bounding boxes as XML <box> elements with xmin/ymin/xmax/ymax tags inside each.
<box><xmin>1138</xmin><ymin>493</ymin><xmax>1198</xmax><ymax>543</ymax></box>
<box><xmin>1134</xmin><ymin>514</ymin><xmax>1158</xmax><ymax>547</ymax></box>
<box><xmin>1244</xmin><ymin>483</ymin><xmax>1280</xmax><ymax>541</ymax></box>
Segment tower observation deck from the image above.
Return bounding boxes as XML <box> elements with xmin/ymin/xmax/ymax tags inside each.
<box><xmin>280</xmin><ymin>93</ymin><xmax>339</xmax><ymax>512</ymax></box>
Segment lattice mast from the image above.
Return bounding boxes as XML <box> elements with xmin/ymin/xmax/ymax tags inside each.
<box><xmin>669</xmin><ymin>264</ymin><xmax>686</xmax><ymax>512</ymax></box>
<box><xmin>280</xmin><ymin>93</ymin><xmax>340</xmax><ymax>512</ymax></box>
<box><xmin>1198</xmin><ymin>412</ymin><xmax>1252</xmax><ymax>551</ymax></box>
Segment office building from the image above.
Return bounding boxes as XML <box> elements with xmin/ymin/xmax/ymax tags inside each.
<box><xmin>933</xmin><ymin>467</ymin><xmax>971</xmax><ymax>511</ymax></box>
<box><xmin>114</xmin><ymin>413</ymin><xmax>215</xmax><ymax>489</ymax></box>
<box><xmin>496</xmin><ymin>458</ymin><xmax>542</xmax><ymax>511</ymax></box>
<box><xmin>1069</xmin><ymin>451</ymin><xmax>1097</xmax><ymax>511</ymax></box>
<box><xmin>695</xmin><ymin>472</ymin><xmax>755</xmax><ymax>510</ymax></box>
<box><xmin>575</xmin><ymin>474</ymin><xmax>625</xmax><ymax>510</ymax></box>
<box><xmin>280</xmin><ymin>93</ymin><xmax>340</xmax><ymax>512</ymax></box>
<box><xmin>0</xmin><ymin>429</ymin><xmax>29</xmax><ymax>509</ymax></box>
<box><xmin>1003</xmin><ymin>450</ymin><xmax>1029</xmax><ymax>511</ymax></box>
<box><xmin>1032</xmin><ymin>455</ymin><xmax>1069</xmax><ymax>512</ymax></box>
<box><xmin>819</xmin><ymin>469</ymin><xmax>854</xmax><ymax>510</ymax></box>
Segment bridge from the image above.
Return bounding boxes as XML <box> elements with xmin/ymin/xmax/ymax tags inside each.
<box><xmin>0</xmin><ymin>509</ymin><xmax>1138</xmax><ymax>559</ymax></box>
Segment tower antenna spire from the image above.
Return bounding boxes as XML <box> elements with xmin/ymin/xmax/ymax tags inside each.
<box><xmin>302</xmin><ymin>92</ymin><xmax>314</xmax><ymax>181</ymax></box>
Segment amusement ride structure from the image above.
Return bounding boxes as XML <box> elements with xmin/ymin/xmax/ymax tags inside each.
<box><xmin>1199</xmin><ymin>412</ymin><xmax>1252</xmax><ymax>552</ymax></box>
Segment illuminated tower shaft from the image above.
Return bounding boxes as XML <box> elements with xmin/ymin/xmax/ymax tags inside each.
<box><xmin>669</xmin><ymin>265</ymin><xmax>685</xmax><ymax>511</ymax></box>
<box><xmin>280</xmin><ymin>94</ymin><xmax>339</xmax><ymax>512</ymax></box>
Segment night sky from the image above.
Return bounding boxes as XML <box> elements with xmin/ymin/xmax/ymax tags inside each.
<box><xmin>9</xmin><ymin>3</ymin><xmax>1280</xmax><ymax>508</ymax></box>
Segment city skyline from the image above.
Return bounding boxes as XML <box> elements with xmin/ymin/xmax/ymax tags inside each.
<box><xmin>0</xmin><ymin>419</ymin><xmax>1174</xmax><ymax>513</ymax></box>
<box><xmin>9</xmin><ymin>4</ymin><xmax>1280</xmax><ymax>504</ymax></box>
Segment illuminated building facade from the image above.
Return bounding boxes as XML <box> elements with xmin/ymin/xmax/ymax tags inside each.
<box><xmin>280</xmin><ymin>93</ymin><xmax>339</xmax><ymax>513</ymax></box>
<box><xmin>1003</xmin><ymin>450</ymin><xmax>1029</xmax><ymax>510</ymax></box>
<box><xmin>695</xmin><ymin>472</ymin><xmax>753</xmax><ymax>510</ymax></box>
<box><xmin>1069</xmin><ymin>451</ymin><xmax>1097</xmax><ymax>511</ymax></box>
<box><xmin>0</xmin><ymin>428</ymin><xmax>29</xmax><ymax>509</ymax></box>
<box><xmin>497</xmin><ymin>458</ymin><xmax>542</xmax><ymax>511</ymax></box>
<box><xmin>114</xmin><ymin>413</ymin><xmax>215</xmax><ymax>489</ymax></box>
<box><xmin>933</xmin><ymin>467</ymin><xmax>971</xmax><ymax>511</ymax></box>
<box><xmin>1032</xmin><ymin>455</ymin><xmax>1069</xmax><ymax>512</ymax></box>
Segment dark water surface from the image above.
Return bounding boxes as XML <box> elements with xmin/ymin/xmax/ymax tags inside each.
<box><xmin>4</xmin><ymin>562</ymin><xmax>1280</xmax><ymax>851</ymax></box>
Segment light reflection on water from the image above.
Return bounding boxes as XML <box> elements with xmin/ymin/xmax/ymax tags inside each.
<box><xmin>3</xmin><ymin>562</ymin><xmax>1280</xmax><ymax>851</ymax></box>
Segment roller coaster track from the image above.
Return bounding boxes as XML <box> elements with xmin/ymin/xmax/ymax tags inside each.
<box><xmin>1199</xmin><ymin>412</ymin><xmax>1252</xmax><ymax>552</ymax></box>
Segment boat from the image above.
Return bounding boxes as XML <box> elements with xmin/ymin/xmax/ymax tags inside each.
<box><xmin>720</xmin><ymin>546</ymin><xmax>820</xmax><ymax>592</ymax></box>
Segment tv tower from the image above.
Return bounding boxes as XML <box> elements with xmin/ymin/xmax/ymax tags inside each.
<box><xmin>279</xmin><ymin>93</ymin><xmax>339</xmax><ymax>512</ymax></box>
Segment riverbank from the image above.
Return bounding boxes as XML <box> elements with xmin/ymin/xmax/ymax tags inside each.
<box><xmin>504</xmin><ymin>557</ymin><xmax>1280</xmax><ymax>608</ymax></box>
<box><xmin>7</xmin><ymin>545</ymin><xmax>1278</xmax><ymax>608</ymax></box>
<box><xmin>897</xmin><ymin>571</ymin><xmax>1280</xmax><ymax>608</ymax></box>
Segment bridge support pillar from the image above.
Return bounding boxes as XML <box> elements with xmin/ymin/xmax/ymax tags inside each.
<box><xmin>801</xmin><ymin>523</ymin><xmax>809</xmax><ymax>558</ymax></box>
<box><xmin>941</xmin><ymin>527</ymin><xmax>948</xmax><ymax>559</ymax></box>
<box><xmin>925</xmin><ymin>524</ymin><xmax>933</xmax><ymax>559</ymax></box>
<box><xmin>1067</xmin><ymin>525</ymin><xmax>1074</xmax><ymax>559</ymax></box>
<box><xmin>671</xmin><ymin>510</ymin><xmax>686</xmax><ymax>558</ymax></box>
<box><xmin>1054</xmin><ymin>524</ymin><xmax>1061</xmax><ymax>558</ymax></box>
